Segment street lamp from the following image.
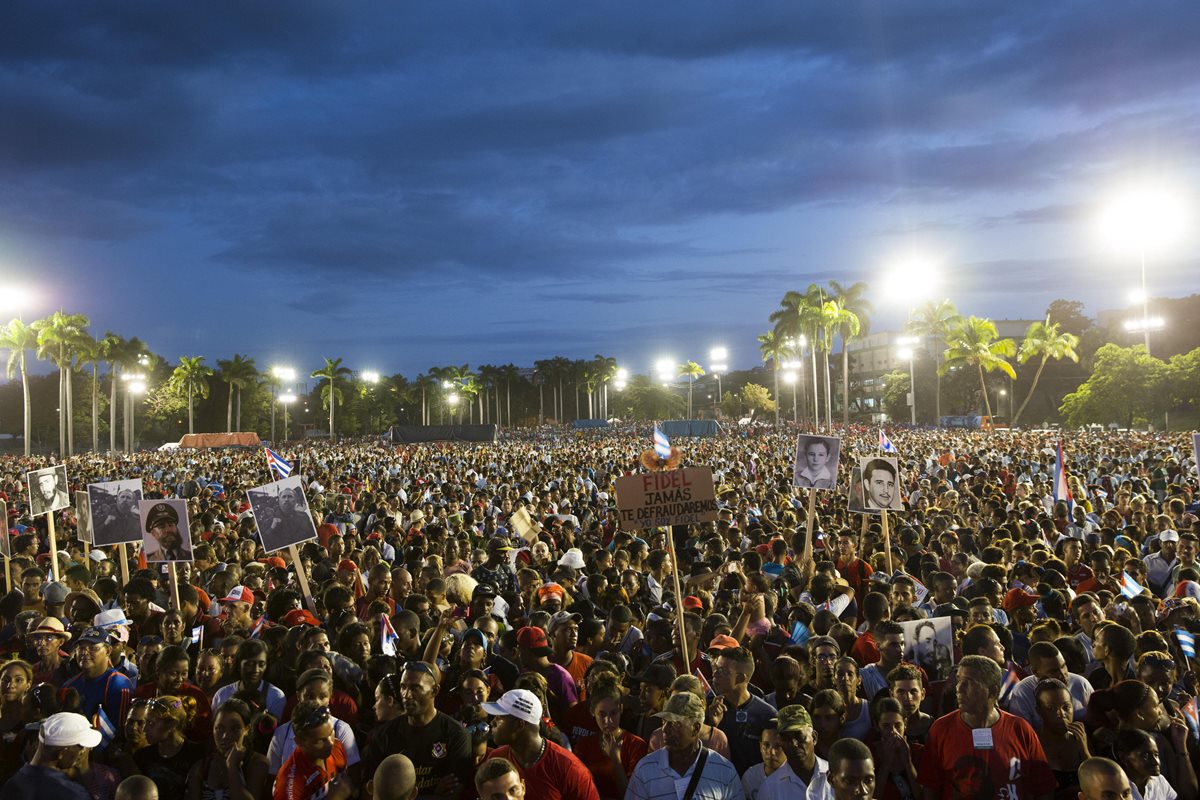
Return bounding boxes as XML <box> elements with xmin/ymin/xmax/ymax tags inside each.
<box><xmin>279</xmin><ymin>393</ymin><xmax>296</xmax><ymax>441</ymax></box>
<box><xmin>0</xmin><ymin>286</ymin><xmax>33</xmax><ymax>316</ymax></box>
<box><xmin>362</xmin><ymin>371</ymin><xmax>380</xmax><ymax>384</ymax></box>
<box><xmin>270</xmin><ymin>366</ymin><xmax>296</xmax><ymax>442</ymax></box>
<box><xmin>783</xmin><ymin>372</ymin><xmax>798</xmax><ymax>423</ymax></box>
<box><xmin>124</xmin><ymin>374</ymin><xmax>146</xmax><ymax>452</ymax></box>
<box><xmin>710</xmin><ymin>348</ymin><xmax>727</xmax><ymax>415</ymax></box>
<box><xmin>896</xmin><ymin>336</ymin><xmax>920</xmax><ymax>425</ymax></box>
<box><xmin>1098</xmin><ymin>182</ymin><xmax>1188</xmax><ymax>355</ymax></box>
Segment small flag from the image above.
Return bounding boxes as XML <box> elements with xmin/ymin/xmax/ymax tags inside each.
<box><xmin>1053</xmin><ymin>440</ymin><xmax>1073</xmax><ymax>512</ymax></box>
<box><xmin>879</xmin><ymin>430</ymin><xmax>898</xmax><ymax>454</ymax></box>
<box><xmin>190</xmin><ymin>625</ymin><xmax>203</xmax><ymax>645</ymax></box>
<box><xmin>1176</xmin><ymin>627</ymin><xmax>1196</xmax><ymax>660</ymax></box>
<box><xmin>694</xmin><ymin>667</ymin><xmax>715</xmax><ymax>700</ymax></box>
<box><xmin>1000</xmin><ymin>666</ymin><xmax>1020</xmax><ymax>704</ymax></box>
<box><xmin>95</xmin><ymin>707</ymin><xmax>117</xmax><ymax>747</ymax></box>
<box><xmin>248</xmin><ymin>616</ymin><xmax>266</xmax><ymax>639</ymax></box>
<box><xmin>653</xmin><ymin>426</ymin><xmax>672</xmax><ymax>460</ymax></box>
<box><xmin>265</xmin><ymin>448</ymin><xmax>293</xmax><ymax>480</ymax></box>
<box><xmin>1120</xmin><ymin>571</ymin><xmax>1146</xmax><ymax>599</ymax></box>
<box><xmin>381</xmin><ymin>614</ymin><xmax>400</xmax><ymax>657</ymax></box>
<box><xmin>1184</xmin><ymin>697</ymin><xmax>1200</xmax><ymax>742</ymax></box>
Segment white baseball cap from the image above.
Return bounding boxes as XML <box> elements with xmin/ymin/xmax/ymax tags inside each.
<box><xmin>1160</xmin><ymin>530</ymin><xmax>1180</xmax><ymax>542</ymax></box>
<box><xmin>87</xmin><ymin>550</ymin><xmax>108</xmax><ymax>563</ymax></box>
<box><xmin>481</xmin><ymin>689</ymin><xmax>542</xmax><ymax>725</ymax></box>
<box><xmin>39</xmin><ymin>712</ymin><xmax>102</xmax><ymax>748</ymax></box>
<box><xmin>557</xmin><ymin>548</ymin><xmax>586</xmax><ymax>570</ymax></box>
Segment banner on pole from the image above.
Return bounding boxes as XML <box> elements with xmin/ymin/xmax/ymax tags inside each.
<box><xmin>615</xmin><ymin>467</ymin><xmax>718</xmax><ymax>531</ymax></box>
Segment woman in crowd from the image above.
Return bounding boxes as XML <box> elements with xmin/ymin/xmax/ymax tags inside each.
<box><xmin>1114</xmin><ymin>728</ymin><xmax>1176</xmax><ymax>800</ymax></box>
<box><xmin>134</xmin><ymin>695</ymin><xmax>205</xmax><ymax>796</ymax></box>
<box><xmin>833</xmin><ymin>656</ymin><xmax>871</xmax><ymax>740</ymax></box>
<box><xmin>1034</xmin><ymin>678</ymin><xmax>1090</xmax><ymax>799</ymax></box>
<box><xmin>0</xmin><ymin>660</ymin><xmax>35</xmax><ymax>784</ymax></box>
<box><xmin>573</xmin><ymin>678</ymin><xmax>648</xmax><ymax>800</ymax></box>
<box><xmin>185</xmin><ymin>698</ymin><xmax>269</xmax><ymax>800</ymax></box>
<box><xmin>810</xmin><ymin>688</ymin><xmax>845</xmax><ymax>760</ymax></box>
<box><xmin>266</xmin><ymin>669</ymin><xmax>360</xmax><ymax>776</ymax></box>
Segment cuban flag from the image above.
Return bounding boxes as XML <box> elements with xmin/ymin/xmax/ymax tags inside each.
<box><xmin>653</xmin><ymin>425</ymin><xmax>672</xmax><ymax>460</ymax></box>
<box><xmin>1176</xmin><ymin>627</ymin><xmax>1197</xmax><ymax>660</ymax></box>
<box><xmin>1053</xmin><ymin>440</ymin><xmax>1073</xmax><ymax>512</ymax></box>
<box><xmin>381</xmin><ymin>614</ymin><xmax>400</xmax><ymax>656</ymax></box>
<box><xmin>1184</xmin><ymin>697</ymin><xmax>1200</xmax><ymax>742</ymax></box>
<box><xmin>1120</xmin><ymin>571</ymin><xmax>1146</xmax><ymax>599</ymax></box>
<box><xmin>266</xmin><ymin>448</ymin><xmax>293</xmax><ymax>480</ymax></box>
<box><xmin>248</xmin><ymin>615</ymin><xmax>267</xmax><ymax>639</ymax></box>
<box><xmin>190</xmin><ymin>625</ymin><xmax>203</xmax><ymax>645</ymax></box>
<box><xmin>879</xmin><ymin>430</ymin><xmax>898</xmax><ymax>454</ymax></box>
<box><xmin>1000</xmin><ymin>666</ymin><xmax>1021</xmax><ymax>704</ymax></box>
<box><xmin>95</xmin><ymin>707</ymin><xmax>118</xmax><ymax>748</ymax></box>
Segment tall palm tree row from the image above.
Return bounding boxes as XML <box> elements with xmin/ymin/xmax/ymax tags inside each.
<box><xmin>757</xmin><ymin>330</ymin><xmax>789</xmax><ymax>424</ymax></box>
<box><xmin>311</xmin><ymin>357</ymin><xmax>352</xmax><ymax>436</ymax></box>
<box><xmin>217</xmin><ymin>354</ymin><xmax>257</xmax><ymax>432</ymax></box>
<box><xmin>1012</xmin><ymin>317</ymin><xmax>1080</xmax><ymax>426</ymax></box>
<box><xmin>941</xmin><ymin>316</ymin><xmax>1017</xmax><ymax>421</ymax></box>
<box><xmin>906</xmin><ymin>299</ymin><xmax>960</xmax><ymax>425</ymax></box>
<box><xmin>828</xmin><ymin>280</ymin><xmax>872</xmax><ymax>426</ymax></box>
<box><xmin>171</xmin><ymin>356</ymin><xmax>214</xmax><ymax>434</ymax></box>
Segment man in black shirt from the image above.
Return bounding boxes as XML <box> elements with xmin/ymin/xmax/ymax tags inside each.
<box><xmin>361</xmin><ymin>661</ymin><xmax>472</xmax><ymax>800</ymax></box>
<box><xmin>470</xmin><ymin>536</ymin><xmax>517</xmax><ymax>598</ymax></box>
<box><xmin>712</xmin><ymin>646</ymin><xmax>777</xmax><ymax>774</ymax></box>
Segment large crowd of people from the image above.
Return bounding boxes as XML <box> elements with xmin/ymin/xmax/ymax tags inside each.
<box><xmin>0</xmin><ymin>421</ymin><xmax>1197</xmax><ymax>800</ymax></box>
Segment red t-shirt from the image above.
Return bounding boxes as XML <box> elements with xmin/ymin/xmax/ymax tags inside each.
<box><xmin>487</xmin><ymin>741</ymin><xmax>599</xmax><ymax>800</ymax></box>
<box><xmin>918</xmin><ymin>710</ymin><xmax>1055</xmax><ymax>800</ymax></box>
<box><xmin>572</xmin><ymin>731</ymin><xmax>648</xmax><ymax>800</ymax></box>
<box><xmin>274</xmin><ymin>739</ymin><xmax>348</xmax><ymax>800</ymax></box>
<box><xmin>850</xmin><ymin>631</ymin><xmax>879</xmax><ymax>668</ymax></box>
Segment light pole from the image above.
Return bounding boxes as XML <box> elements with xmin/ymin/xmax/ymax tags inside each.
<box><xmin>279</xmin><ymin>393</ymin><xmax>296</xmax><ymax>441</ymax></box>
<box><xmin>783</xmin><ymin>372</ymin><xmax>798</xmax><ymax>423</ymax></box>
<box><xmin>361</xmin><ymin>371</ymin><xmax>381</xmax><ymax>430</ymax></box>
<box><xmin>710</xmin><ymin>347</ymin><xmax>728</xmax><ymax>416</ymax></box>
<box><xmin>124</xmin><ymin>375</ymin><xmax>146</xmax><ymax>451</ymax></box>
<box><xmin>896</xmin><ymin>336</ymin><xmax>919</xmax><ymax>425</ymax></box>
<box><xmin>270</xmin><ymin>366</ymin><xmax>296</xmax><ymax>443</ymax></box>
<box><xmin>1098</xmin><ymin>182</ymin><xmax>1187</xmax><ymax>356</ymax></box>
<box><xmin>447</xmin><ymin>392</ymin><xmax>460</xmax><ymax>425</ymax></box>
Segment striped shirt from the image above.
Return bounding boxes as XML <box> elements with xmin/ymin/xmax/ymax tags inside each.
<box><xmin>625</xmin><ymin>746</ymin><xmax>745</xmax><ymax>800</ymax></box>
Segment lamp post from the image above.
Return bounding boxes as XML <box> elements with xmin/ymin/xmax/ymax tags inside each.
<box><xmin>896</xmin><ymin>336</ymin><xmax>919</xmax><ymax>425</ymax></box>
<box><xmin>783</xmin><ymin>372</ymin><xmax>798</xmax><ymax>423</ymax></box>
<box><xmin>279</xmin><ymin>393</ymin><xmax>296</xmax><ymax>441</ymax></box>
<box><xmin>1098</xmin><ymin>183</ymin><xmax>1187</xmax><ymax>356</ymax></box>
<box><xmin>447</xmin><ymin>392</ymin><xmax>460</xmax><ymax>425</ymax></box>
<box><xmin>884</xmin><ymin>256</ymin><xmax>940</xmax><ymax>424</ymax></box>
<box><xmin>124</xmin><ymin>375</ymin><xmax>146</xmax><ymax>452</ymax></box>
<box><xmin>270</xmin><ymin>366</ymin><xmax>296</xmax><ymax>443</ymax></box>
<box><xmin>710</xmin><ymin>348</ymin><xmax>728</xmax><ymax>416</ymax></box>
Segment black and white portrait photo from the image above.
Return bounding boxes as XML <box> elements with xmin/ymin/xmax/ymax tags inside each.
<box><xmin>27</xmin><ymin>465</ymin><xmax>70</xmax><ymax>517</ymax></box>
<box><xmin>75</xmin><ymin>492</ymin><xmax>93</xmax><ymax>544</ymax></box>
<box><xmin>858</xmin><ymin>456</ymin><xmax>904</xmax><ymax>511</ymax></box>
<box><xmin>139</xmin><ymin>499</ymin><xmax>194</xmax><ymax>562</ymax></box>
<box><xmin>793</xmin><ymin>434</ymin><xmax>841</xmax><ymax>490</ymax></box>
<box><xmin>87</xmin><ymin>479</ymin><xmax>145</xmax><ymax>546</ymax></box>
<box><xmin>246</xmin><ymin>475</ymin><xmax>318</xmax><ymax>553</ymax></box>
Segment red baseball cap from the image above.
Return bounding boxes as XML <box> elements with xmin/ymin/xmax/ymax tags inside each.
<box><xmin>516</xmin><ymin>626</ymin><xmax>551</xmax><ymax>651</ymax></box>
<box><xmin>337</xmin><ymin>559</ymin><xmax>359</xmax><ymax>573</ymax></box>
<box><xmin>708</xmin><ymin>634</ymin><xmax>741</xmax><ymax>652</ymax></box>
<box><xmin>1002</xmin><ymin>588</ymin><xmax>1038</xmax><ymax>612</ymax></box>
<box><xmin>682</xmin><ymin>596</ymin><xmax>704</xmax><ymax>612</ymax></box>
<box><xmin>280</xmin><ymin>608</ymin><xmax>321</xmax><ymax>627</ymax></box>
<box><xmin>219</xmin><ymin>586</ymin><xmax>254</xmax><ymax>605</ymax></box>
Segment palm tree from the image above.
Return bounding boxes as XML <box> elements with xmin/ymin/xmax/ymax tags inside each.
<box><xmin>98</xmin><ymin>333</ymin><xmax>126</xmax><ymax>452</ymax></box>
<box><xmin>74</xmin><ymin>332</ymin><xmax>101</xmax><ymax>452</ymax></box>
<box><xmin>906</xmin><ymin>300</ymin><xmax>960</xmax><ymax>425</ymax></box>
<box><xmin>828</xmin><ymin>280</ymin><xmax>873</xmax><ymax>426</ymax></box>
<box><xmin>592</xmin><ymin>355</ymin><xmax>617</xmax><ymax>420</ymax></box>
<box><xmin>311</xmin><ymin>357</ymin><xmax>352</xmax><ymax>436</ymax></box>
<box><xmin>0</xmin><ymin>319</ymin><xmax>37</xmax><ymax>456</ymax></box>
<box><xmin>819</xmin><ymin>298</ymin><xmax>859</xmax><ymax>426</ymax></box>
<box><xmin>218</xmin><ymin>354</ymin><xmax>257</xmax><ymax>432</ymax></box>
<box><xmin>757</xmin><ymin>331</ymin><xmax>790</xmax><ymax>424</ymax></box>
<box><xmin>497</xmin><ymin>364</ymin><xmax>522</xmax><ymax>427</ymax></box>
<box><xmin>171</xmin><ymin>356</ymin><xmax>214</xmax><ymax>434</ymax></box>
<box><xmin>118</xmin><ymin>338</ymin><xmax>149</xmax><ymax>452</ymax></box>
<box><xmin>941</xmin><ymin>316</ymin><xmax>1017</xmax><ymax>421</ymax></box>
<box><xmin>33</xmin><ymin>311</ymin><xmax>90</xmax><ymax>455</ymax></box>
<box><xmin>476</xmin><ymin>365</ymin><xmax>501</xmax><ymax>424</ymax></box>
<box><xmin>677</xmin><ymin>361</ymin><xmax>705</xmax><ymax>419</ymax></box>
<box><xmin>533</xmin><ymin>359</ymin><xmax>553</xmax><ymax>424</ymax></box>
<box><xmin>1012</xmin><ymin>317</ymin><xmax>1080</xmax><ymax>426</ymax></box>
<box><xmin>414</xmin><ymin>372</ymin><xmax>438</xmax><ymax>425</ymax></box>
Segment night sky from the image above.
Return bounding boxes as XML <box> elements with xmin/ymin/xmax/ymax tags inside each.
<box><xmin>2</xmin><ymin>3</ymin><xmax>1198</xmax><ymax>378</ymax></box>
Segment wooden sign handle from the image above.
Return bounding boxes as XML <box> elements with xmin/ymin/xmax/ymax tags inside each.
<box><xmin>47</xmin><ymin>513</ymin><xmax>61</xmax><ymax>582</ymax></box>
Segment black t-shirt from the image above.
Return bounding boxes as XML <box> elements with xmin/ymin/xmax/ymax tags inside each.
<box><xmin>362</xmin><ymin>711</ymin><xmax>472</xmax><ymax>797</ymax></box>
<box><xmin>134</xmin><ymin>740</ymin><xmax>205</xmax><ymax>798</ymax></box>
<box><xmin>716</xmin><ymin>693</ymin><xmax>777</xmax><ymax>774</ymax></box>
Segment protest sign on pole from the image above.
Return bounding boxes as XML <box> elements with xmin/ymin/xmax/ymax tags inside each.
<box><xmin>614</xmin><ymin>467</ymin><xmax>718</xmax><ymax>532</ymax></box>
<box><xmin>794</xmin><ymin>434</ymin><xmax>841</xmax><ymax>490</ymax></box>
<box><xmin>137</xmin><ymin>499</ymin><xmax>194</xmax><ymax>563</ymax></box>
<box><xmin>27</xmin><ymin>465</ymin><xmax>70</xmax><ymax>517</ymax></box>
<box><xmin>246</xmin><ymin>476</ymin><xmax>319</xmax><ymax>554</ymax></box>
<box><xmin>75</xmin><ymin>492</ymin><xmax>93</xmax><ymax>555</ymax></box>
<box><xmin>87</xmin><ymin>479</ymin><xmax>145</xmax><ymax>546</ymax></box>
<box><xmin>509</xmin><ymin>505</ymin><xmax>538</xmax><ymax>544</ymax></box>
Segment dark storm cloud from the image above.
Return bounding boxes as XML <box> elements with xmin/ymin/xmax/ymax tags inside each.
<box><xmin>1</xmin><ymin>3</ymin><xmax>1198</xmax><ymax>368</ymax></box>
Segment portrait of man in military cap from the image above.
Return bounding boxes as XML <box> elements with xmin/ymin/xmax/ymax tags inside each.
<box><xmin>138</xmin><ymin>498</ymin><xmax>193</xmax><ymax>562</ymax></box>
<box><xmin>27</xmin><ymin>464</ymin><xmax>70</xmax><ymax>517</ymax></box>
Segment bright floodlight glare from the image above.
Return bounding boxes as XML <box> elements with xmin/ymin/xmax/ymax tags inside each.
<box><xmin>1098</xmin><ymin>182</ymin><xmax>1188</xmax><ymax>256</ymax></box>
<box><xmin>362</xmin><ymin>371</ymin><xmax>380</xmax><ymax>384</ymax></box>
<box><xmin>614</xmin><ymin>380</ymin><xmax>627</xmax><ymax>390</ymax></box>
<box><xmin>883</xmin><ymin>256</ymin><xmax>940</xmax><ymax>305</ymax></box>
<box><xmin>710</xmin><ymin>347</ymin><xmax>728</xmax><ymax>361</ymax></box>
<box><xmin>896</xmin><ymin>335</ymin><xmax>919</xmax><ymax>346</ymax></box>
<box><xmin>711</xmin><ymin>363</ymin><xmax>727</xmax><ymax>373</ymax></box>
<box><xmin>897</xmin><ymin>348</ymin><xmax>913</xmax><ymax>361</ymax></box>
<box><xmin>615</xmin><ymin>368</ymin><xmax>629</xmax><ymax>381</ymax></box>
<box><xmin>1124</xmin><ymin>316</ymin><xmax>1166</xmax><ymax>332</ymax></box>
<box><xmin>655</xmin><ymin>358</ymin><xmax>674</xmax><ymax>379</ymax></box>
<box><xmin>0</xmin><ymin>286</ymin><xmax>33</xmax><ymax>314</ymax></box>
<box><xmin>784</xmin><ymin>360</ymin><xmax>802</xmax><ymax>369</ymax></box>
<box><xmin>448</xmin><ymin>393</ymin><xmax>459</xmax><ymax>405</ymax></box>
<box><xmin>272</xmin><ymin>366</ymin><xmax>296</xmax><ymax>381</ymax></box>
<box><xmin>783</xmin><ymin>372</ymin><xmax>798</xmax><ymax>384</ymax></box>
<box><xmin>279</xmin><ymin>393</ymin><xmax>297</xmax><ymax>404</ymax></box>
<box><xmin>121</xmin><ymin>372</ymin><xmax>145</xmax><ymax>382</ymax></box>
<box><xmin>442</xmin><ymin>380</ymin><xmax>452</xmax><ymax>388</ymax></box>
<box><xmin>1128</xmin><ymin>288</ymin><xmax>1147</xmax><ymax>305</ymax></box>
<box><xmin>128</xmin><ymin>381</ymin><xmax>147</xmax><ymax>395</ymax></box>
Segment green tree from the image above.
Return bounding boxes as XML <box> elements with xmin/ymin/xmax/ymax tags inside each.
<box><xmin>0</xmin><ymin>319</ymin><xmax>38</xmax><ymax>456</ymax></box>
<box><xmin>757</xmin><ymin>331</ymin><xmax>790</xmax><ymax>424</ymax></box>
<box><xmin>311</xmin><ymin>357</ymin><xmax>352</xmax><ymax>436</ymax></box>
<box><xmin>217</xmin><ymin>354</ymin><xmax>257</xmax><ymax>432</ymax></box>
<box><xmin>907</xmin><ymin>299</ymin><xmax>960</xmax><ymax>424</ymax></box>
<box><xmin>32</xmin><ymin>311</ymin><xmax>90</xmax><ymax>455</ymax></box>
<box><xmin>1167</xmin><ymin>348</ymin><xmax>1200</xmax><ymax>413</ymax></box>
<box><xmin>1011</xmin><ymin>317</ymin><xmax>1080</xmax><ymax>426</ymax></box>
<box><xmin>741</xmin><ymin>383</ymin><xmax>776</xmax><ymax>415</ymax></box>
<box><xmin>677</xmin><ymin>360</ymin><xmax>705</xmax><ymax>419</ymax></box>
<box><xmin>74</xmin><ymin>332</ymin><xmax>102</xmax><ymax>452</ymax></box>
<box><xmin>880</xmin><ymin>369</ymin><xmax>912</xmax><ymax>423</ymax></box>
<box><xmin>941</xmin><ymin>316</ymin><xmax>1017</xmax><ymax>421</ymax></box>
<box><xmin>1060</xmin><ymin>345</ymin><xmax>1169</xmax><ymax>428</ymax></box>
<box><xmin>99</xmin><ymin>332</ymin><xmax>126</xmax><ymax>452</ymax></box>
<box><xmin>614</xmin><ymin>375</ymin><xmax>685</xmax><ymax>420</ymax></box>
<box><xmin>170</xmin><ymin>356</ymin><xmax>214</xmax><ymax>434</ymax></box>
<box><xmin>828</xmin><ymin>280</ymin><xmax>872</xmax><ymax>426</ymax></box>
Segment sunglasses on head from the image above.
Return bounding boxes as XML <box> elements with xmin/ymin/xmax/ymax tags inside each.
<box><xmin>295</xmin><ymin>706</ymin><xmax>332</xmax><ymax>732</ymax></box>
<box><xmin>465</xmin><ymin>721</ymin><xmax>490</xmax><ymax>736</ymax></box>
<box><xmin>402</xmin><ymin>661</ymin><xmax>438</xmax><ymax>681</ymax></box>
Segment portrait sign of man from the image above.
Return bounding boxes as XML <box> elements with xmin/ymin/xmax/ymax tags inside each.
<box><xmin>793</xmin><ymin>434</ymin><xmax>841</xmax><ymax>490</ymax></box>
<box><xmin>900</xmin><ymin>617</ymin><xmax>954</xmax><ymax>681</ymax></box>
<box><xmin>88</xmin><ymin>479</ymin><xmax>145</xmax><ymax>546</ymax></box>
<box><xmin>74</xmin><ymin>492</ymin><xmax>93</xmax><ymax>543</ymax></box>
<box><xmin>27</xmin><ymin>465</ymin><xmax>70</xmax><ymax>517</ymax></box>
<box><xmin>246</xmin><ymin>475</ymin><xmax>318</xmax><ymax>553</ymax></box>
<box><xmin>138</xmin><ymin>499</ymin><xmax>193</xmax><ymax>562</ymax></box>
<box><xmin>859</xmin><ymin>457</ymin><xmax>904</xmax><ymax>511</ymax></box>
